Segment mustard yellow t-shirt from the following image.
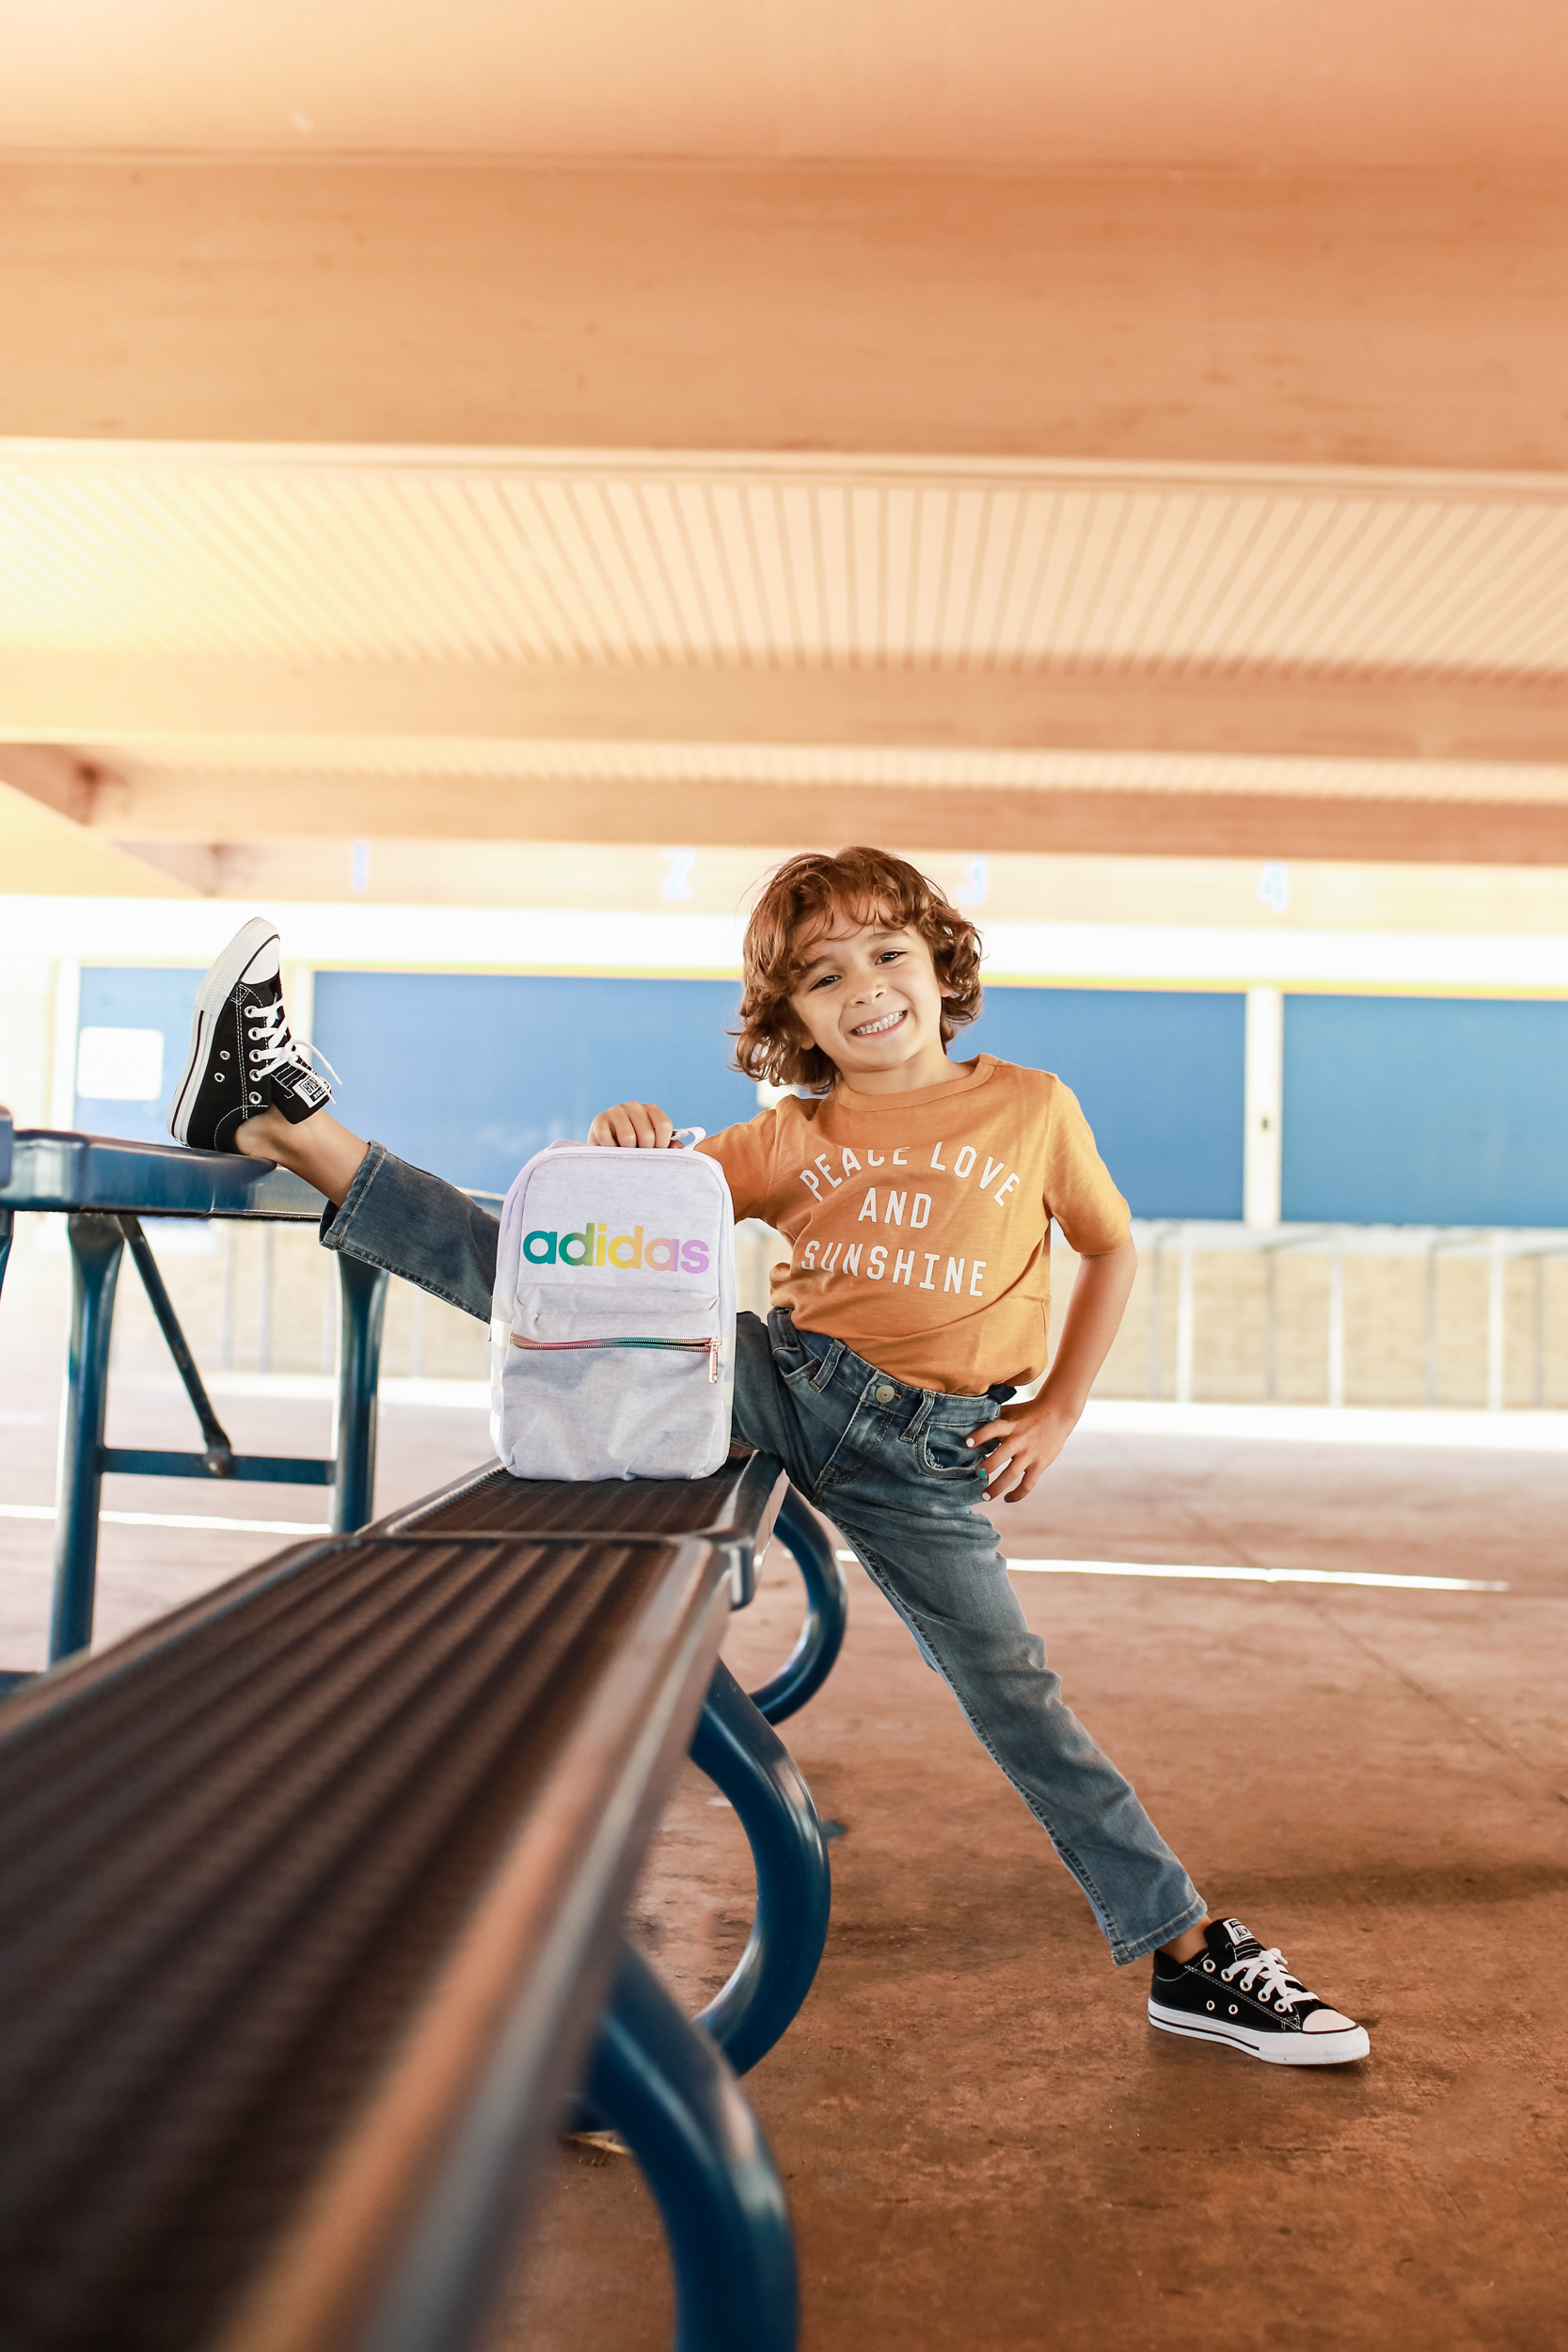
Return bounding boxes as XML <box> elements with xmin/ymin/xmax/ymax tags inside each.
<box><xmin>697</xmin><ymin>1055</ymin><xmax>1130</xmax><ymax>1395</ymax></box>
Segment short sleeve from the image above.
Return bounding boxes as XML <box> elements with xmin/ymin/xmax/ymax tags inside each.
<box><xmin>696</xmin><ymin>1109</ymin><xmax>778</xmax><ymax>1223</ymax></box>
<box><xmin>1041</xmin><ymin>1082</ymin><xmax>1132</xmax><ymax>1255</ymax></box>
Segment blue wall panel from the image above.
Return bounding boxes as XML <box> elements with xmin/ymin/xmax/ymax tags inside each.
<box><xmin>1282</xmin><ymin>994</ymin><xmax>1568</xmax><ymax>1226</ymax></box>
<box><xmin>961</xmin><ymin>987</ymin><xmax>1245</xmax><ymax>1219</ymax></box>
<box><xmin>313</xmin><ymin>975</ymin><xmax>1246</xmax><ymax>1213</ymax></box>
<box><xmin>312</xmin><ymin>972</ymin><xmax>759</xmax><ymax>1194</ymax></box>
<box><xmin>74</xmin><ymin>967</ymin><xmax>200</xmax><ymax>1145</ymax></box>
<box><xmin>68</xmin><ymin>964</ymin><xmax>1568</xmax><ymax>1228</ymax></box>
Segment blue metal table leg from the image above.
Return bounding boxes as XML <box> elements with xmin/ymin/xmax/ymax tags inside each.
<box><xmin>331</xmin><ymin>1253</ymin><xmax>389</xmax><ymax>1534</ymax></box>
<box><xmin>747</xmin><ymin>1486</ymin><xmax>850</xmax><ymax>1726</ymax></box>
<box><xmin>585</xmin><ymin>1941</ymin><xmax>798</xmax><ymax>2352</ymax></box>
<box><xmin>691</xmin><ymin>1658</ymin><xmax>831</xmax><ymax>2078</ymax></box>
<box><xmin>49</xmin><ymin>1213</ymin><xmax>126</xmax><ymax>1662</ymax></box>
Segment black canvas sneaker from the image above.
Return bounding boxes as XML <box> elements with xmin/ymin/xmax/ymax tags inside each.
<box><xmin>168</xmin><ymin>918</ymin><xmax>333</xmax><ymax>1153</ymax></box>
<box><xmin>1148</xmin><ymin>1917</ymin><xmax>1370</xmax><ymax>2066</ymax></box>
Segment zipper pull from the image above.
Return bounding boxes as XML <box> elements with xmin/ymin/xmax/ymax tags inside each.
<box><xmin>707</xmin><ymin>1336</ymin><xmax>720</xmax><ymax>1384</ymax></box>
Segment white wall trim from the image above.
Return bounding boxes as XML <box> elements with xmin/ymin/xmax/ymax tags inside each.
<box><xmin>7</xmin><ymin>898</ymin><xmax>1568</xmax><ymax>995</ymax></box>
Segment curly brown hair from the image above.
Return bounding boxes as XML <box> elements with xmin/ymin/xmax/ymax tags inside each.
<box><xmin>732</xmin><ymin>847</ymin><xmax>984</xmax><ymax>1090</ymax></box>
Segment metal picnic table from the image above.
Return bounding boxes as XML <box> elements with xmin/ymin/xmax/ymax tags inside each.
<box><xmin>0</xmin><ymin>1107</ymin><xmax>850</xmax><ymax>1708</ymax></box>
<box><xmin>0</xmin><ymin>1109</ymin><xmax>406</xmax><ymax>1668</ymax></box>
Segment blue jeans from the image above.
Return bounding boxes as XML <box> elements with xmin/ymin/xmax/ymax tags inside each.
<box><xmin>324</xmin><ymin>1142</ymin><xmax>1205</xmax><ymax>1965</ymax></box>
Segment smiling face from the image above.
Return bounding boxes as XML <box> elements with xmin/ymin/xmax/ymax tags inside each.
<box><xmin>786</xmin><ymin>912</ymin><xmax>966</xmax><ymax>1094</ymax></box>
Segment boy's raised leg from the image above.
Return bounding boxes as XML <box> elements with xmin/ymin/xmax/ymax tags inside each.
<box><xmin>170</xmin><ymin>917</ymin><xmax>497</xmax><ymax>1318</ymax></box>
<box><xmin>234</xmin><ymin>1104</ymin><xmax>369</xmax><ymax>1207</ymax></box>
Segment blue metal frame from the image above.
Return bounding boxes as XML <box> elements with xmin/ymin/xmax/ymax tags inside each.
<box><xmin>568</xmin><ymin>1644</ymin><xmax>832</xmax><ymax>2130</ymax></box>
<box><xmin>0</xmin><ymin>1125</ymin><xmax>326</xmax><ymax>1221</ymax></box>
<box><xmin>585</xmin><ymin>1941</ymin><xmax>799</xmax><ymax>2352</ymax></box>
<box><xmin>51</xmin><ymin>1214</ymin><xmax>128</xmax><ymax>1661</ymax></box>
<box><xmin>0</xmin><ymin>1126</ymin><xmax>391</xmax><ymax>1665</ymax></box>
<box><xmin>748</xmin><ymin>1486</ymin><xmax>851</xmax><ymax>1725</ymax></box>
<box><xmin>2</xmin><ymin>1110</ymin><xmax>809</xmax><ymax>2347</ymax></box>
<box><xmin>690</xmin><ymin>1657</ymin><xmax>832</xmax><ymax>2076</ymax></box>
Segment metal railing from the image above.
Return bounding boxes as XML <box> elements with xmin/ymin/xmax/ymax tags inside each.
<box><xmin>1132</xmin><ymin>1218</ymin><xmax>1568</xmax><ymax>1412</ymax></box>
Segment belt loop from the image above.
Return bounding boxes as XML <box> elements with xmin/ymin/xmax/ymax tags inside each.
<box><xmin>900</xmin><ymin>1391</ymin><xmax>935</xmax><ymax>1443</ymax></box>
<box><xmin>810</xmin><ymin>1336</ymin><xmax>846</xmax><ymax>1391</ymax></box>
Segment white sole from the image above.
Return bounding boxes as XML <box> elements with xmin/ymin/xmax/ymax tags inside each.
<box><xmin>1148</xmin><ymin>1999</ymin><xmax>1370</xmax><ymax>2067</ymax></box>
<box><xmin>168</xmin><ymin>916</ymin><xmax>279</xmax><ymax>1145</ymax></box>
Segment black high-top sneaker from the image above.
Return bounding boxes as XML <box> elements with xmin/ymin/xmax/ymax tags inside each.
<box><xmin>1148</xmin><ymin>1917</ymin><xmax>1370</xmax><ymax>2066</ymax></box>
<box><xmin>168</xmin><ymin>918</ymin><xmax>333</xmax><ymax>1153</ymax></box>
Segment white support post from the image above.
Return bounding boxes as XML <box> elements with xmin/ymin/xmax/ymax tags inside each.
<box><xmin>257</xmin><ymin>1223</ymin><xmax>275</xmax><ymax>1375</ymax></box>
<box><xmin>1176</xmin><ymin>1235</ymin><xmax>1195</xmax><ymax>1405</ymax></box>
<box><xmin>1147</xmin><ymin>1239</ymin><xmax>1164</xmax><ymax>1401</ymax></box>
<box><xmin>1243</xmin><ymin>987</ymin><xmax>1284</xmax><ymax>1230</ymax></box>
<box><xmin>48</xmin><ymin>959</ymin><xmax>82</xmax><ymax>1129</ymax></box>
<box><xmin>1263</xmin><ymin>1248</ymin><xmax>1278</xmax><ymax>1403</ymax></box>
<box><xmin>281</xmin><ymin>961</ymin><xmax>315</xmax><ymax>1057</ymax></box>
<box><xmin>1488</xmin><ymin>1234</ymin><xmax>1506</xmax><ymax>1412</ymax></box>
<box><xmin>220</xmin><ymin>1225</ymin><xmax>237</xmax><ymax>1371</ymax></box>
<box><xmin>1327</xmin><ymin>1232</ymin><xmax>1345</xmax><ymax>1409</ymax></box>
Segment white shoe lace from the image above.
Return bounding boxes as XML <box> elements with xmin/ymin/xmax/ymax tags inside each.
<box><xmin>1222</xmin><ymin>1947</ymin><xmax>1312</xmax><ymax>2012</ymax></box>
<box><xmin>245</xmin><ymin>998</ymin><xmax>340</xmax><ymax>1089</ymax></box>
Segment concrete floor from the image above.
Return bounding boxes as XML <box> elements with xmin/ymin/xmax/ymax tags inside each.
<box><xmin>0</xmin><ymin>1334</ymin><xmax>492</xmax><ymax>1668</ymax></box>
<box><xmin>497</xmin><ymin>1436</ymin><xmax>1568</xmax><ymax>2352</ymax></box>
<box><xmin>2</xmin><ymin>1316</ymin><xmax>1565</xmax><ymax>2348</ymax></box>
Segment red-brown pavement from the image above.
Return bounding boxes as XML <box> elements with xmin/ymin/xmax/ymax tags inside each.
<box><xmin>494</xmin><ymin>1432</ymin><xmax>1568</xmax><ymax>2352</ymax></box>
<box><xmin>2</xmin><ymin>1325</ymin><xmax>1565</xmax><ymax>2347</ymax></box>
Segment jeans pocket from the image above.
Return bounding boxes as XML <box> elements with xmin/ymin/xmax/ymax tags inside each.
<box><xmin>770</xmin><ymin>1329</ymin><xmax>816</xmax><ymax>1386</ymax></box>
<box><xmin>915</xmin><ymin>1423</ymin><xmax>990</xmax><ymax>1483</ymax></box>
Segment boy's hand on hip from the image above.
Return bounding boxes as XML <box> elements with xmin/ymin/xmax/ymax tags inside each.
<box><xmin>588</xmin><ymin>1102</ymin><xmax>678</xmax><ymax>1149</ymax></box>
<box><xmin>966</xmin><ymin>1393</ymin><xmax>1080</xmax><ymax>1503</ymax></box>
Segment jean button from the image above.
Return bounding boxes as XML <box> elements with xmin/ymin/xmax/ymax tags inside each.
<box><xmin>874</xmin><ymin>1383</ymin><xmax>896</xmax><ymax>1404</ymax></box>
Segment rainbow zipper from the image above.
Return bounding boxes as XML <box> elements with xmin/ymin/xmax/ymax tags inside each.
<box><xmin>511</xmin><ymin>1333</ymin><xmax>720</xmax><ymax>1384</ymax></box>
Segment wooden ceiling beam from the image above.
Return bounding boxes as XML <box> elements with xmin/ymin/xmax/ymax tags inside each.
<box><xmin>0</xmin><ymin>741</ymin><xmax>127</xmax><ymax>825</ymax></box>
<box><xmin>6</xmin><ymin>657</ymin><xmax>1568</xmax><ymax>767</ymax></box>
<box><xmin>3</xmin><ymin>161</ymin><xmax>1566</xmax><ymax>470</ymax></box>
<box><xmin>90</xmin><ymin>775</ymin><xmax>1568</xmax><ymax>867</ymax></box>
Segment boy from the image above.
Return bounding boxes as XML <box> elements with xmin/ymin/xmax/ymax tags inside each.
<box><xmin>168</xmin><ymin>850</ymin><xmax>1368</xmax><ymax>2066</ymax></box>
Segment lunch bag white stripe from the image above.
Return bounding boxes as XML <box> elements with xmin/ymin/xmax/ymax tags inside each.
<box><xmin>489</xmin><ymin>1142</ymin><xmax>736</xmax><ymax>1481</ymax></box>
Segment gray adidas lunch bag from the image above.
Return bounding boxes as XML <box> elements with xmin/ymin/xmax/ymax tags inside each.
<box><xmin>489</xmin><ymin>1140</ymin><xmax>736</xmax><ymax>1481</ymax></box>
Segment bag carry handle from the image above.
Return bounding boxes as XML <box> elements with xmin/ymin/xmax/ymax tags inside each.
<box><xmin>672</xmin><ymin>1126</ymin><xmax>707</xmax><ymax>1148</ymax></box>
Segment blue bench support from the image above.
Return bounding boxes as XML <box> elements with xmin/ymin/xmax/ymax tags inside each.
<box><xmin>564</xmin><ymin>1645</ymin><xmax>831</xmax><ymax>2137</ymax></box>
<box><xmin>0</xmin><ymin>1452</ymin><xmax>806</xmax><ymax>2352</ymax></box>
<box><xmin>372</xmin><ymin>1454</ymin><xmax>832</xmax><ymax>2099</ymax></box>
<box><xmin>691</xmin><ymin>1657</ymin><xmax>832</xmax><ymax>2078</ymax></box>
<box><xmin>46</xmin><ymin>1208</ymin><xmax>388</xmax><ymax>1664</ymax></box>
<box><xmin>585</xmin><ymin>1942</ymin><xmax>799</xmax><ymax>2352</ymax></box>
<box><xmin>748</xmin><ymin>1486</ymin><xmax>851</xmax><ymax>1726</ymax></box>
<box><xmin>50</xmin><ymin>1214</ymin><xmax>128</xmax><ymax>1661</ymax></box>
<box><xmin>331</xmin><ymin>1249</ymin><xmax>389</xmax><ymax>1536</ymax></box>
<box><xmin>0</xmin><ymin>1128</ymin><xmax>401</xmax><ymax>1664</ymax></box>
